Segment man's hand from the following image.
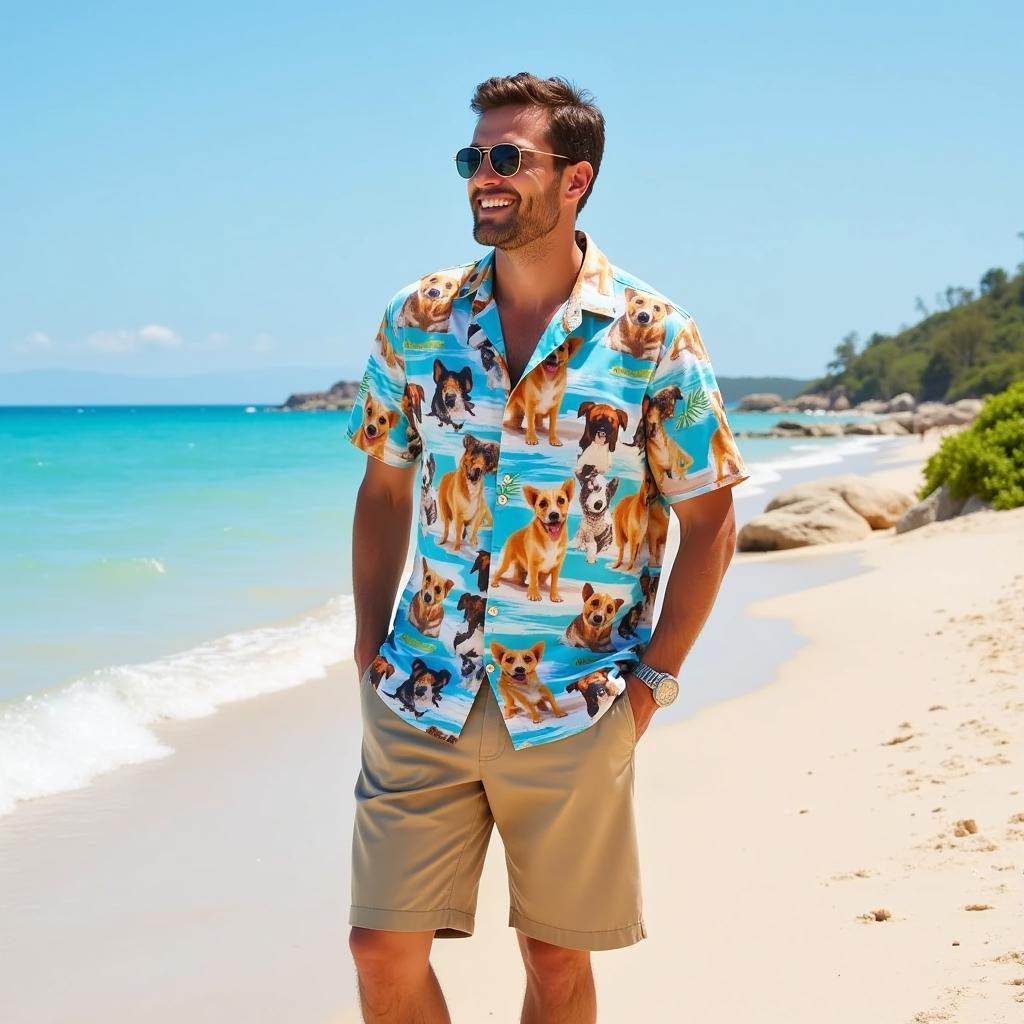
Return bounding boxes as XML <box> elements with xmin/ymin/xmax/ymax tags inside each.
<box><xmin>622</xmin><ymin>671</ymin><xmax>660</xmax><ymax>743</ymax></box>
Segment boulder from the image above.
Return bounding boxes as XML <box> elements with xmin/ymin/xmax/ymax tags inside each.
<box><xmin>765</xmin><ymin>475</ymin><xmax>915</xmax><ymax>529</ymax></box>
<box><xmin>887</xmin><ymin>392</ymin><xmax>917</xmax><ymax>412</ymax></box>
<box><xmin>877</xmin><ymin>418</ymin><xmax>911</xmax><ymax>435</ymax></box>
<box><xmin>738</xmin><ymin>393</ymin><xmax>784</xmax><ymax>411</ymax></box>
<box><xmin>805</xmin><ymin>422</ymin><xmax>844</xmax><ymax>437</ymax></box>
<box><xmin>895</xmin><ymin>485</ymin><xmax>967</xmax><ymax>534</ymax></box>
<box><xmin>789</xmin><ymin>394</ymin><xmax>831</xmax><ymax>412</ymax></box>
<box><xmin>889</xmin><ymin>411</ymin><xmax>915</xmax><ymax>431</ymax></box>
<box><xmin>738</xmin><ymin>496</ymin><xmax>873</xmax><ymax>551</ymax></box>
<box><xmin>831</xmin><ymin>394</ymin><xmax>851</xmax><ymax>411</ymax></box>
<box><xmin>853</xmin><ymin>399</ymin><xmax>889</xmax><ymax>414</ymax></box>
<box><xmin>960</xmin><ymin>494</ymin><xmax>994</xmax><ymax>516</ymax></box>
<box><xmin>845</xmin><ymin>421</ymin><xmax>881</xmax><ymax>435</ymax></box>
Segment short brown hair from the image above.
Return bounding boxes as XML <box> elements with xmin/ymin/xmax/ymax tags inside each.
<box><xmin>470</xmin><ymin>72</ymin><xmax>605</xmax><ymax>215</ymax></box>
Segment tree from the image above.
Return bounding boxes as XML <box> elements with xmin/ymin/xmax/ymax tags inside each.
<box><xmin>826</xmin><ymin>331</ymin><xmax>859</xmax><ymax>375</ymax></box>
<box><xmin>915</xmin><ymin>296</ymin><xmax>930</xmax><ymax>318</ymax></box>
<box><xmin>979</xmin><ymin>267</ymin><xmax>1008</xmax><ymax>297</ymax></box>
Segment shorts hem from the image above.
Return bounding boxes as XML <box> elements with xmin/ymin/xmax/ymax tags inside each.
<box><xmin>508</xmin><ymin>908</ymin><xmax>648</xmax><ymax>951</ymax></box>
<box><xmin>349</xmin><ymin>904</ymin><xmax>475</xmax><ymax>939</ymax></box>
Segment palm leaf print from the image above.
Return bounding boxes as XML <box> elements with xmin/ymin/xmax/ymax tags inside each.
<box><xmin>674</xmin><ymin>387</ymin><xmax>710</xmax><ymax>430</ymax></box>
<box><xmin>497</xmin><ymin>470</ymin><xmax>522</xmax><ymax>505</ymax></box>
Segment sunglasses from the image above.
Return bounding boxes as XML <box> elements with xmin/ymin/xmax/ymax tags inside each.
<box><xmin>454</xmin><ymin>143</ymin><xmax>571</xmax><ymax>179</ymax></box>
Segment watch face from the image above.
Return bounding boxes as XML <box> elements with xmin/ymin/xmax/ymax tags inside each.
<box><xmin>654</xmin><ymin>676</ymin><xmax>680</xmax><ymax>706</ymax></box>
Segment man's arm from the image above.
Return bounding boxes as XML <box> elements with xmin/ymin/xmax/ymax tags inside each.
<box><xmin>624</xmin><ymin>485</ymin><xmax>739</xmax><ymax>734</ymax></box>
<box><xmin>351</xmin><ymin>456</ymin><xmax>417</xmax><ymax>675</ymax></box>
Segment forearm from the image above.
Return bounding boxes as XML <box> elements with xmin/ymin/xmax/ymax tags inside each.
<box><xmin>351</xmin><ymin>482</ymin><xmax>414</xmax><ymax>669</ymax></box>
<box><xmin>640</xmin><ymin>514</ymin><xmax>737</xmax><ymax>680</ymax></box>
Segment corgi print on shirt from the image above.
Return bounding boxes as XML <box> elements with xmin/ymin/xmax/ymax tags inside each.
<box><xmin>345</xmin><ymin>231</ymin><xmax>750</xmax><ymax>750</ymax></box>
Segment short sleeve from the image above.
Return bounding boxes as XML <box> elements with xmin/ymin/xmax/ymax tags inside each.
<box><xmin>345</xmin><ymin>301</ymin><xmax>422</xmax><ymax>468</ymax></box>
<box><xmin>642</xmin><ymin>313</ymin><xmax>750</xmax><ymax>504</ymax></box>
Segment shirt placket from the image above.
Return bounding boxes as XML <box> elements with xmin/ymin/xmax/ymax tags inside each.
<box><xmin>470</xmin><ymin>291</ymin><xmax>584</xmax><ymax>723</ymax></box>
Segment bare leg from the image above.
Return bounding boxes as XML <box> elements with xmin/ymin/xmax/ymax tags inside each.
<box><xmin>349</xmin><ymin>927</ymin><xmax>451</xmax><ymax>1023</ymax></box>
<box><xmin>517</xmin><ymin>932</ymin><xmax>596</xmax><ymax>1024</ymax></box>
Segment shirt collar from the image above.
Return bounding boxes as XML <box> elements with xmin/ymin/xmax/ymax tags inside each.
<box><xmin>458</xmin><ymin>230</ymin><xmax>618</xmax><ymax>331</ymax></box>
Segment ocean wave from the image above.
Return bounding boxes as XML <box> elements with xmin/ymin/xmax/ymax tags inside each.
<box><xmin>734</xmin><ymin>434</ymin><xmax>899</xmax><ymax>498</ymax></box>
<box><xmin>0</xmin><ymin>593</ymin><xmax>356</xmax><ymax>817</ymax></box>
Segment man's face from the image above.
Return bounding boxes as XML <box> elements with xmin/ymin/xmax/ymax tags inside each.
<box><xmin>467</xmin><ymin>105</ymin><xmax>568</xmax><ymax>250</ymax></box>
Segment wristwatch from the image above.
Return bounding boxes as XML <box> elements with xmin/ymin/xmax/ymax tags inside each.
<box><xmin>630</xmin><ymin>661</ymin><xmax>680</xmax><ymax>708</ymax></box>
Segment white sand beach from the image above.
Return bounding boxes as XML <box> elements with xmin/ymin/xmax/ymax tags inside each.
<box><xmin>2</xmin><ymin>432</ymin><xmax>1022</xmax><ymax>1023</ymax></box>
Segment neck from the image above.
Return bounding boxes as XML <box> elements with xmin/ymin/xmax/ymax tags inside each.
<box><xmin>492</xmin><ymin>223</ymin><xmax>584</xmax><ymax>316</ymax></box>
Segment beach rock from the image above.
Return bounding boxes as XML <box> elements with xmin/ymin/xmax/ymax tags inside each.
<box><xmin>889</xmin><ymin>411</ymin><xmax>916</xmax><ymax>431</ymax></box>
<box><xmin>737</xmin><ymin>392</ymin><xmax>784</xmax><ymax>411</ymax></box>
<box><xmin>789</xmin><ymin>394</ymin><xmax>831</xmax><ymax>411</ymax></box>
<box><xmin>765</xmin><ymin>475</ymin><xmax>915</xmax><ymax>529</ymax></box>
<box><xmin>895</xmin><ymin>485</ymin><xmax>967</xmax><ymax>534</ymax></box>
<box><xmin>845</xmin><ymin>421</ymin><xmax>881</xmax><ymax>434</ymax></box>
<box><xmin>831</xmin><ymin>394</ymin><xmax>851</xmax><ymax>411</ymax></box>
<box><xmin>877</xmin><ymin>418</ymin><xmax>911</xmax><ymax>435</ymax></box>
<box><xmin>888</xmin><ymin>392</ymin><xmax>917</xmax><ymax>412</ymax></box>
<box><xmin>960</xmin><ymin>495</ymin><xmax>994</xmax><ymax>516</ymax></box>
<box><xmin>805</xmin><ymin>422</ymin><xmax>845</xmax><ymax>437</ymax></box>
<box><xmin>277</xmin><ymin>379</ymin><xmax>361</xmax><ymax>411</ymax></box>
<box><xmin>853</xmin><ymin>399</ymin><xmax>889</xmax><ymax>414</ymax></box>
<box><xmin>738</xmin><ymin>495</ymin><xmax>873</xmax><ymax>551</ymax></box>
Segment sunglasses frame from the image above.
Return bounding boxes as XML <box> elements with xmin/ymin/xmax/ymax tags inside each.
<box><xmin>454</xmin><ymin>143</ymin><xmax>572</xmax><ymax>179</ymax></box>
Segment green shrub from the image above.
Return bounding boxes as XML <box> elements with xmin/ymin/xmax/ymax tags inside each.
<box><xmin>919</xmin><ymin>379</ymin><xmax>1024</xmax><ymax>509</ymax></box>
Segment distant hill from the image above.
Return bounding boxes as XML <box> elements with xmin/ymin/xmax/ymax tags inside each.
<box><xmin>803</xmin><ymin>264</ymin><xmax>1024</xmax><ymax>403</ymax></box>
<box><xmin>0</xmin><ymin>368</ymin><xmax>813</xmax><ymax>407</ymax></box>
<box><xmin>0</xmin><ymin>368</ymin><xmax>353</xmax><ymax>406</ymax></box>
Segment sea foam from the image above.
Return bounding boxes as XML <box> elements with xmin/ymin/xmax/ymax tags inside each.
<box><xmin>0</xmin><ymin>593</ymin><xmax>356</xmax><ymax>817</ymax></box>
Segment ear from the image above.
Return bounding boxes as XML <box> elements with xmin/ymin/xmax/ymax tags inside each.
<box><xmin>490</xmin><ymin>640</ymin><xmax>505</xmax><ymax>662</ymax></box>
<box><xmin>433</xmin><ymin>358</ymin><xmax>444</xmax><ymax>382</ymax></box>
<box><xmin>388</xmin><ymin>409</ymin><xmax>401</xmax><ymax>428</ymax></box>
<box><xmin>459</xmin><ymin>365</ymin><xmax>474</xmax><ymax>392</ymax></box>
<box><xmin>606</xmin><ymin>476</ymin><xmax>620</xmax><ymax>500</ymax></box>
<box><xmin>664</xmin><ymin>303</ymin><xmax>674</xmax><ymax>316</ymax></box>
<box><xmin>581</xmin><ymin>581</ymin><xmax>594</xmax><ymax>600</ymax></box>
<box><xmin>421</xmin><ymin>556</ymin><xmax>428</xmax><ymax>575</ymax></box>
<box><xmin>562</xmin><ymin>477</ymin><xmax>575</xmax><ymax>501</ymax></box>
<box><xmin>531</xmin><ymin>640</ymin><xmax>545</xmax><ymax>662</ymax></box>
<box><xmin>614</xmin><ymin>597</ymin><xmax>625</xmax><ymax>611</ymax></box>
<box><xmin>576</xmin><ymin>401</ymin><xmax>594</xmax><ymax>419</ymax></box>
<box><xmin>616</xmin><ymin>408</ymin><xmax>629</xmax><ymax>430</ymax></box>
<box><xmin>568</xmin><ymin>335</ymin><xmax>585</xmax><ymax>359</ymax></box>
<box><xmin>463</xmin><ymin>432</ymin><xmax>476</xmax><ymax>450</ymax></box>
<box><xmin>443</xmin><ymin>578</ymin><xmax>455</xmax><ymax>597</ymax></box>
<box><xmin>522</xmin><ymin>484</ymin><xmax>539</xmax><ymax>508</ymax></box>
<box><xmin>625</xmin><ymin>286</ymin><xmax>636</xmax><ymax>302</ymax></box>
<box><xmin>410</xmin><ymin>657</ymin><xmax>426</xmax><ymax>674</ymax></box>
<box><xmin>641</xmin><ymin>395</ymin><xmax>650</xmax><ymax>416</ymax></box>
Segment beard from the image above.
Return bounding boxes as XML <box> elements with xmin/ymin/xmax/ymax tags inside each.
<box><xmin>471</xmin><ymin>175</ymin><xmax>562</xmax><ymax>250</ymax></box>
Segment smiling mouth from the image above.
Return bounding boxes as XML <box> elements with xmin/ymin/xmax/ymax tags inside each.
<box><xmin>544</xmin><ymin>521</ymin><xmax>563</xmax><ymax>537</ymax></box>
<box><xmin>477</xmin><ymin>196</ymin><xmax>517</xmax><ymax>212</ymax></box>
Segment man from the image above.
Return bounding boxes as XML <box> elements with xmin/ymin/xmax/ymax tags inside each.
<box><xmin>345</xmin><ymin>72</ymin><xmax>749</xmax><ymax>1024</ymax></box>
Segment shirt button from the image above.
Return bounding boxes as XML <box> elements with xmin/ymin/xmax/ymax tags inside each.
<box><xmin>487</xmin><ymin>606</ymin><xmax>498</xmax><ymax>616</ymax></box>
<box><xmin>485</xmin><ymin>664</ymin><xmax>494</xmax><ymax>674</ymax></box>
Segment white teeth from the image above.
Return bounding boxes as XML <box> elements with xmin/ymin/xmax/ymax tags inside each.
<box><xmin>480</xmin><ymin>198</ymin><xmax>513</xmax><ymax>208</ymax></box>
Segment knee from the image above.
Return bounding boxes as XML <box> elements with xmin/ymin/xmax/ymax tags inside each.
<box><xmin>519</xmin><ymin>934</ymin><xmax>590</xmax><ymax>988</ymax></box>
<box><xmin>348</xmin><ymin>927</ymin><xmax>433</xmax><ymax>985</ymax></box>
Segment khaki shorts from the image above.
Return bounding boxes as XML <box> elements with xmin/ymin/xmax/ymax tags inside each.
<box><xmin>349</xmin><ymin>663</ymin><xmax>647</xmax><ymax>951</ymax></box>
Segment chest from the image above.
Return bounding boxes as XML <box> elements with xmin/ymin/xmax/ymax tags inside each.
<box><xmin>500</xmin><ymin>307</ymin><xmax>560</xmax><ymax>389</ymax></box>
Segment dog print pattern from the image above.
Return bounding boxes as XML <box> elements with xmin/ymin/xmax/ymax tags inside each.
<box><xmin>346</xmin><ymin>231</ymin><xmax>749</xmax><ymax>750</ymax></box>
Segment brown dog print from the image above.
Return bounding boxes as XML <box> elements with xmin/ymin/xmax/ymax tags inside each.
<box><xmin>503</xmin><ymin>335</ymin><xmax>584</xmax><ymax>446</ymax></box>
<box><xmin>565</xmin><ymin>667</ymin><xmax>620</xmax><ymax>718</ymax></box>
<box><xmin>708</xmin><ymin>388</ymin><xmax>745</xmax><ymax>478</ymax></box>
<box><xmin>395</xmin><ymin>271</ymin><xmax>463</xmax><ymax>332</ymax></box>
<box><xmin>575</xmin><ymin>400</ymin><xmax>629</xmax><ymax>475</ymax></box>
<box><xmin>489</xmin><ymin>640</ymin><xmax>567</xmax><ymax>723</ymax></box>
<box><xmin>605</xmin><ymin>288</ymin><xmax>673</xmax><ymax>361</ymax></box>
<box><xmin>491</xmin><ymin>477</ymin><xmax>575</xmax><ymax>602</ymax></box>
<box><xmin>669</xmin><ymin>315</ymin><xmax>710</xmax><ymax>363</ymax></box>
<box><xmin>437</xmin><ymin>433</ymin><xmax>492</xmax><ymax>552</ymax></box>
<box><xmin>352</xmin><ymin>390</ymin><xmax>401</xmax><ymax>462</ymax></box>
<box><xmin>407</xmin><ymin>556</ymin><xmax>454</xmax><ymax>638</ymax></box>
<box><xmin>384</xmin><ymin>657</ymin><xmax>451</xmax><ymax>717</ymax></box>
<box><xmin>562</xmin><ymin>582</ymin><xmax>624</xmax><ymax>652</ymax></box>
<box><xmin>367</xmin><ymin>654</ymin><xmax>396</xmax><ymax>691</ymax></box>
<box><xmin>642</xmin><ymin>385</ymin><xmax>695</xmax><ymax>490</ymax></box>
<box><xmin>611</xmin><ymin>472</ymin><xmax>658</xmax><ymax>572</ymax></box>
<box><xmin>375</xmin><ymin>314</ymin><xmax>404</xmax><ymax>370</ymax></box>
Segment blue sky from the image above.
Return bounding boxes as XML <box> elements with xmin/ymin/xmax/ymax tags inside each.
<box><xmin>2</xmin><ymin>1</ymin><xmax>1022</xmax><ymax>385</ymax></box>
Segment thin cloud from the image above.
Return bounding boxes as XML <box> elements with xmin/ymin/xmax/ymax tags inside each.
<box><xmin>11</xmin><ymin>330</ymin><xmax>54</xmax><ymax>353</ymax></box>
<box><xmin>86</xmin><ymin>324</ymin><xmax>182</xmax><ymax>354</ymax></box>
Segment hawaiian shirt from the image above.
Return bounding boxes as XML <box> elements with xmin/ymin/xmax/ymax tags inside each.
<box><xmin>345</xmin><ymin>230</ymin><xmax>750</xmax><ymax>750</ymax></box>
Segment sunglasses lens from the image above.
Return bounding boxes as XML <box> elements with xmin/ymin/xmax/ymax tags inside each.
<box><xmin>489</xmin><ymin>144</ymin><xmax>521</xmax><ymax>176</ymax></box>
<box><xmin>455</xmin><ymin>148</ymin><xmax>480</xmax><ymax>179</ymax></box>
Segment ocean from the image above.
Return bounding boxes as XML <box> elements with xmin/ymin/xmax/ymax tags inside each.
<box><xmin>0</xmin><ymin>403</ymin><xmax>900</xmax><ymax>816</ymax></box>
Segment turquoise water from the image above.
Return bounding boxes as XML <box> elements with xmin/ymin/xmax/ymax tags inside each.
<box><xmin>0</xmin><ymin>402</ymin><xmax>890</xmax><ymax>815</ymax></box>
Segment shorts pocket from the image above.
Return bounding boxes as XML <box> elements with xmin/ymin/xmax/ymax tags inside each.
<box><xmin>618</xmin><ymin>689</ymin><xmax>638</xmax><ymax>748</ymax></box>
